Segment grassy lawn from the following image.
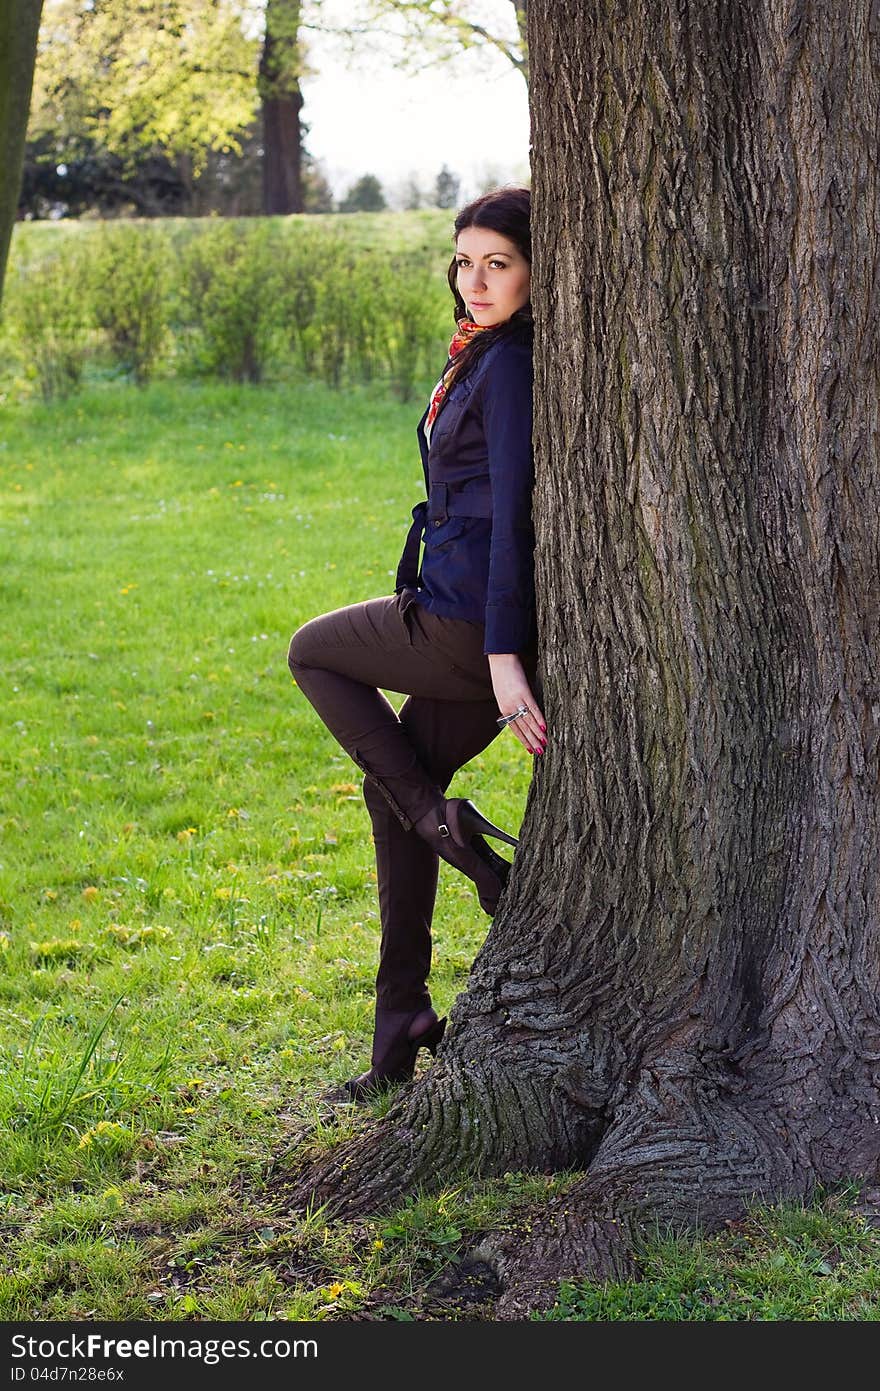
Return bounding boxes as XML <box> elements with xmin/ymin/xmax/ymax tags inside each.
<box><xmin>1</xmin><ymin>377</ymin><xmax>877</xmax><ymax>1320</ymax></box>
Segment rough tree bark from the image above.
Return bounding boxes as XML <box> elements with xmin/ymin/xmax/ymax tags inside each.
<box><xmin>0</xmin><ymin>0</ymin><xmax>44</xmax><ymax>307</ymax></box>
<box><xmin>259</xmin><ymin>0</ymin><xmax>305</xmax><ymax>215</ymax></box>
<box><xmin>282</xmin><ymin>0</ymin><xmax>880</xmax><ymax>1316</ymax></box>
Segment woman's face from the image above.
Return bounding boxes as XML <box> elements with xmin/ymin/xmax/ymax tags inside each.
<box><xmin>455</xmin><ymin>227</ymin><xmax>530</xmax><ymax>327</ymax></box>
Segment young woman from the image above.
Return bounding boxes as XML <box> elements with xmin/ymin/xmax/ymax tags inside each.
<box><xmin>287</xmin><ymin>186</ymin><xmax>545</xmax><ymax>1102</ymax></box>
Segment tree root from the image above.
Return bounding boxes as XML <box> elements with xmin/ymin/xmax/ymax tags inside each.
<box><xmin>279</xmin><ymin>1054</ymin><xmax>606</xmax><ymax>1219</ymax></box>
<box><xmin>275</xmin><ymin>1049</ymin><xmax>880</xmax><ymax>1317</ymax></box>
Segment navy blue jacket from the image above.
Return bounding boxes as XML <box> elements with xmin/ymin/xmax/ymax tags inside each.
<box><xmin>394</xmin><ymin>335</ymin><xmax>536</xmax><ymax>655</ymax></box>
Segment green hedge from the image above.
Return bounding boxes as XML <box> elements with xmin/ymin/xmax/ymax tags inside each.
<box><xmin>0</xmin><ymin>212</ymin><xmax>455</xmax><ymax>401</ymax></box>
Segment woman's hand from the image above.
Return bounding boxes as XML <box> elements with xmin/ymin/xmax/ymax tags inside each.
<box><xmin>487</xmin><ymin>653</ymin><xmax>546</xmax><ymax>756</ymax></box>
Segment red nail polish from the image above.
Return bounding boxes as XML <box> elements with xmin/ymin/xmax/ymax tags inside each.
<box><xmin>540</xmin><ymin>724</ymin><xmax>546</xmax><ymax>732</ymax></box>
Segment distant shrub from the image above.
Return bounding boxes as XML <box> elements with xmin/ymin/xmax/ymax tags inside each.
<box><xmin>88</xmin><ymin>223</ymin><xmax>168</xmax><ymax>384</ymax></box>
<box><xmin>4</xmin><ymin>240</ymin><xmax>93</xmax><ymax>401</ymax></box>
<box><xmin>280</xmin><ymin>232</ymin><xmax>448</xmax><ymax>396</ymax></box>
<box><xmin>1</xmin><ymin>212</ymin><xmax>455</xmax><ymax>398</ymax></box>
<box><xmin>381</xmin><ymin>249</ymin><xmax>450</xmax><ymax>402</ymax></box>
<box><xmin>175</xmin><ymin>220</ymin><xmax>288</xmax><ymax>383</ymax></box>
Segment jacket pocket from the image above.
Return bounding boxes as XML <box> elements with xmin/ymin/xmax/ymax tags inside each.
<box><xmin>424</xmin><ymin>515</ymin><xmax>468</xmax><ymax>550</ymax></box>
<box><xmin>428</xmin><ymin>382</ymin><xmax>474</xmax><ymax>453</ymax></box>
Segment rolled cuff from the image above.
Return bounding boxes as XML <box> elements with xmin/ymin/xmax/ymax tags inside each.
<box><xmin>483</xmin><ymin>604</ymin><xmax>536</xmax><ymax>656</ymax></box>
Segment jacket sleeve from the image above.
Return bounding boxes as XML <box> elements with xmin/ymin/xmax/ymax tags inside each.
<box><xmin>480</xmin><ymin>341</ymin><xmax>536</xmax><ymax>655</ymax></box>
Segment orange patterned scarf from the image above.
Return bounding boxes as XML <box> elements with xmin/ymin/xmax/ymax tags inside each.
<box><xmin>424</xmin><ymin>317</ymin><xmax>490</xmax><ymax>442</ymax></box>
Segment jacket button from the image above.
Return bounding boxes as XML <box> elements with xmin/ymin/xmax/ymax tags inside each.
<box><xmin>434</xmin><ymin>519</ymin><xmax>442</xmax><ymax>527</ymax></box>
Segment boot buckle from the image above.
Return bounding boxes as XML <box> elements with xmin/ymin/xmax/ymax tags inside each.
<box><xmin>438</xmin><ymin>822</ymin><xmax>450</xmax><ymax>837</ymax></box>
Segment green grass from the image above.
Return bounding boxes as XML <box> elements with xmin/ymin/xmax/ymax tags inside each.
<box><xmin>1</xmin><ymin>377</ymin><xmax>878</xmax><ymax>1320</ymax></box>
<box><xmin>540</xmin><ymin>1198</ymin><xmax>880</xmax><ymax>1320</ymax></box>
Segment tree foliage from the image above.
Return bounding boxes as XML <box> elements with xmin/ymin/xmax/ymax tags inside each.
<box><xmin>309</xmin><ymin>0</ymin><xmax>527</xmax><ymax>82</ymax></box>
<box><xmin>338</xmin><ymin>173</ymin><xmax>387</xmax><ymax>212</ymax></box>
<box><xmin>29</xmin><ymin>0</ymin><xmax>263</xmax><ymax>175</ymax></box>
<box><xmin>434</xmin><ymin>163</ymin><xmax>460</xmax><ymax>209</ymax></box>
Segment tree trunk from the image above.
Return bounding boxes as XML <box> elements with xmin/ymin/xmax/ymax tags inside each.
<box><xmin>0</xmin><ymin>0</ymin><xmax>44</xmax><ymax>307</ymax></box>
<box><xmin>259</xmin><ymin>0</ymin><xmax>304</xmax><ymax>215</ymax></box>
<box><xmin>281</xmin><ymin>0</ymin><xmax>880</xmax><ymax>1316</ymax></box>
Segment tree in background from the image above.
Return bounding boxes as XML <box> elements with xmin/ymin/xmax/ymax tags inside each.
<box><xmin>259</xmin><ymin>0</ymin><xmax>306</xmax><ymax>213</ymax></box>
<box><xmin>28</xmin><ymin>0</ymin><xmax>258</xmax><ymax>181</ymax></box>
<box><xmin>0</xmin><ymin>0</ymin><xmax>44</xmax><ymax>306</ymax></box>
<box><xmin>24</xmin><ymin>0</ymin><xmax>319</xmax><ymax>218</ymax></box>
<box><xmin>337</xmin><ymin>173</ymin><xmax>387</xmax><ymax>213</ymax></box>
<box><xmin>301</xmin><ymin>149</ymin><xmax>335</xmax><ymax>213</ymax></box>
<box><xmin>433</xmin><ymin>163</ymin><xmax>460</xmax><ymax>209</ymax></box>
<box><xmin>20</xmin><ymin>0</ymin><xmax>527</xmax><ymax>221</ymax></box>
<box><xmin>398</xmin><ymin>173</ymin><xmax>425</xmax><ymax>211</ymax></box>
<box><xmin>284</xmin><ymin>0</ymin><xmax>880</xmax><ymax>1317</ymax></box>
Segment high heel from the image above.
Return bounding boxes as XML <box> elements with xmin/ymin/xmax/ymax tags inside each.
<box><xmin>456</xmin><ymin>799</ymin><xmax>519</xmax><ymax>848</ymax></box>
<box><xmin>341</xmin><ymin>1009</ymin><xmax>447</xmax><ymax>1103</ymax></box>
<box><xmin>412</xmin><ymin>796</ymin><xmax>517</xmax><ymax>916</ymax></box>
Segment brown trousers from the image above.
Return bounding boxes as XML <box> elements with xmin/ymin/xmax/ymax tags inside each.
<box><xmin>288</xmin><ymin>586</ymin><xmax>539</xmax><ymax>1013</ymax></box>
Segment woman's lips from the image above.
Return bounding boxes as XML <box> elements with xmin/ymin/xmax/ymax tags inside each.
<box><xmin>471</xmin><ymin>302</ymin><xmax>492</xmax><ymax>308</ymax></box>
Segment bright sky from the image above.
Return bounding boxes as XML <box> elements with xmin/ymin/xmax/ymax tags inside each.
<box><xmin>299</xmin><ymin>0</ymin><xmax>531</xmax><ymax>206</ymax></box>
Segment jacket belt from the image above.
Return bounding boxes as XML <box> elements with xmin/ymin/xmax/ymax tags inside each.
<box><xmin>395</xmin><ymin>480</ymin><xmax>493</xmax><ymax>592</ymax></box>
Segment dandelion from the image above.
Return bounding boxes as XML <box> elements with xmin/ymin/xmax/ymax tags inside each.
<box><xmin>176</xmin><ymin>827</ymin><xmax>198</xmax><ymax>842</ymax></box>
<box><xmin>372</xmin><ymin>1239</ymin><xmax>384</xmax><ymax>1250</ymax></box>
<box><xmin>214</xmin><ymin>887</ymin><xmax>232</xmax><ymax>900</ymax></box>
<box><xmin>77</xmin><ymin>1121</ymin><xmax>125</xmax><ymax>1149</ymax></box>
<box><xmin>82</xmin><ymin>886</ymin><xmax>99</xmax><ymax>901</ymax></box>
<box><xmin>327</xmin><ymin>1282</ymin><xmax>344</xmax><ymax>1299</ymax></box>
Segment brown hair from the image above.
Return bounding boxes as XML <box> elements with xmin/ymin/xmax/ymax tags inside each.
<box><xmin>443</xmin><ymin>185</ymin><xmax>532</xmax><ymax>384</ymax></box>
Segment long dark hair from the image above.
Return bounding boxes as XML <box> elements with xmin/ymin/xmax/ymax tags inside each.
<box><xmin>443</xmin><ymin>185</ymin><xmax>532</xmax><ymax>385</ymax></box>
